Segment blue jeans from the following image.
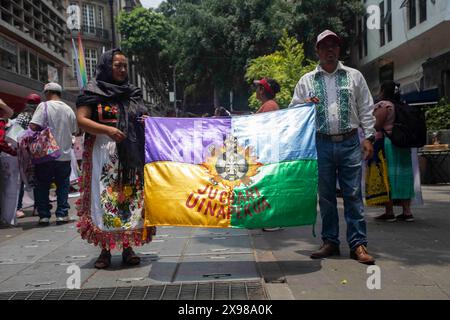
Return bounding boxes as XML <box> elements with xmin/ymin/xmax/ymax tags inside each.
<box><xmin>316</xmin><ymin>134</ymin><xmax>367</xmax><ymax>250</ymax></box>
<box><xmin>35</xmin><ymin>161</ymin><xmax>71</xmax><ymax>219</ymax></box>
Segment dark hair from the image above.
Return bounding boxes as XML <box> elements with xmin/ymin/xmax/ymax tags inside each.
<box><xmin>263</xmin><ymin>78</ymin><xmax>281</xmax><ymax>99</ymax></box>
<box><xmin>214</xmin><ymin>106</ymin><xmax>230</xmax><ymax>116</ymax></box>
<box><xmin>380</xmin><ymin>80</ymin><xmax>400</xmax><ymax>102</ymax></box>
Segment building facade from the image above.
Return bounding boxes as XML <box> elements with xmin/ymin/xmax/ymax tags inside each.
<box><xmin>0</xmin><ymin>0</ymin><xmax>75</xmax><ymax>112</ymax></box>
<box><xmin>352</xmin><ymin>0</ymin><xmax>450</xmax><ymax>104</ymax></box>
<box><xmin>63</xmin><ymin>0</ymin><xmax>114</xmax><ymax>95</ymax></box>
<box><xmin>62</xmin><ymin>0</ymin><xmax>152</xmax><ymax>105</ymax></box>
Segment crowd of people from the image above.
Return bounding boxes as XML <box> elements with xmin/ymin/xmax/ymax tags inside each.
<box><xmin>0</xmin><ymin>29</ymin><xmax>420</xmax><ymax>269</ymax></box>
<box><xmin>0</xmin><ymin>85</ymin><xmax>80</xmax><ymax>228</ymax></box>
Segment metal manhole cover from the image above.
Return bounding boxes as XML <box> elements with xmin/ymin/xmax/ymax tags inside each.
<box><xmin>0</xmin><ymin>281</ymin><xmax>268</xmax><ymax>300</ymax></box>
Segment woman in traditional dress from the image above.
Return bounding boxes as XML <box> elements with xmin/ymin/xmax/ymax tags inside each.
<box><xmin>366</xmin><ymin>81</ymin><xmax>415</xmax><ymax>222</ymax></box>
<box><xmin>76</xmin><ymin>49</ymin><xmax>156</xmax><ymax>269</ymax></box>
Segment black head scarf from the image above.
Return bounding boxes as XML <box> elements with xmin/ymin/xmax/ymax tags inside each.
<box><xmin>76</xmin><ymin>49</ymin><xmax>148</xmax><ymax>186</ymax></box>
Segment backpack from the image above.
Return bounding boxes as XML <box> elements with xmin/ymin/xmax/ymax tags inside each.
<box><xmin>384</xmin><ymin>101</ymin><xmax>427</xmax><ymax>148</ymax></box>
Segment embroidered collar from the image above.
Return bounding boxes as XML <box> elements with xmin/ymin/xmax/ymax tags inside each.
<box><xmin>316</xmin><ymin>61</ymin><xmax>344</xmax><ymax>76</ymax></box>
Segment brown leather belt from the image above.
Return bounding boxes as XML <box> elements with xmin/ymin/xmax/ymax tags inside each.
<box><xmin>316</xmin><ymin>129</ymin><xmax>358</xmax><ymax>142</ymax></box>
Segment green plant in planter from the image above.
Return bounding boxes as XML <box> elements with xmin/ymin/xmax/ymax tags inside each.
<box><xmin>425</xmin><ymin>98</ymin><xmax>450</xmax><ymax>131</ymax></box>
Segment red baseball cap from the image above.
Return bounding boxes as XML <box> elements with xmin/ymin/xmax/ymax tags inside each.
<box><xmin>316</xmin><ymin>30</ymin><xmax>341</xmax><ymax>48</ymax></box>
<box><xmin>253</xmin><ymin>78</ymin><xmax>275</xmax><ymax>96</ymax></box>
<box><xmin>26</xmin><ymin>93</ymin><xmax>41</xmax><ymax>104</ymax></box>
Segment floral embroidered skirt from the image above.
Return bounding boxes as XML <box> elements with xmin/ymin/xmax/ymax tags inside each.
<box><xmin>76</xmin><ymin>134</ymin><xmax>156</xmax><ymax>250</ymax></box>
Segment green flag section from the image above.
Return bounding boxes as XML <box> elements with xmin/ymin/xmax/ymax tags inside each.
<box><xmin>231</xmin><ymin>160</ymin><xmax>317</xmax><ymax>228</ymax></box>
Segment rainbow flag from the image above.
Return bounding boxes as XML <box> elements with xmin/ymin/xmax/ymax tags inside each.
<box><xmin>71</xmin><ymin>38</ymin><xmax>83</xmax><ymax>89</ymax></box>
<box><xmin>72</xmin><ymin>33</ymin><xmax>88</xmax><ymax>88</ymax></box>
<box><xmin>144</xmin><ymin>104</ymin><xmax>318</xmax><ymax>229</ymax></box>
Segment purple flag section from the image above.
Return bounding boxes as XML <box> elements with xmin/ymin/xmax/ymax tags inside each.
<box><xmin>145</xmin><ymin>117</ymin><xmax>231</xmax><ymax>165</ymax></box>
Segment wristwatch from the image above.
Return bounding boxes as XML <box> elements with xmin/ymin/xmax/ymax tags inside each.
<box><xmin>366</xmin><ymin>135</ymin><xmax>376</xmax><ymax>143</ymax></box>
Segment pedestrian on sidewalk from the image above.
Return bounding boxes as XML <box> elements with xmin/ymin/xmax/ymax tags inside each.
<box><xmin>76</xmin><ymin>49</ymin><xmax>156</xmax><ymax>269</ymax></box>
<box><xmin>16</xmin><ymin>93</ymin><xmax>41</xmax><ymax>218</ymax></box>
<box><xmin>253</xmin><ymin>77</ymin><xmax>284</xmax><ymax>232</ymax></box>
<box><xmin>0</xmin><ymin>99</ymin><xmax>17</xmax><ymax>156</ymax></box>
<box><xmin>367</xmin><ymin>81</ymin><xmax>416</xmax><ymax>222</ymax></box>
<box><xmin>0</xmin><ymin>99</ymin><xmax>20</xmax><ymax>227</ymax></box>
<box><xmin>254</xmin><ymin>77</ymin><xmax>280</xmax><ymax>114</ymax></box>
<box><xmin>290</xmin><ymin>30</ymin><xmax>376</xmax><ymax>265</ymax></box>
<box><xmin>29</xmin><ymin>83</ymin><xmax>78</xmax><ymax>226</ymax></box>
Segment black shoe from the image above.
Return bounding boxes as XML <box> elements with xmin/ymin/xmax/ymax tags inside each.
<box><xmin>95</xmin><ymin>250</ymin><xmax>111</xmax><ymax>269</ymax></box>
<box><xmin>122</xmin><ymin>247</ymin><xmax>140</xmax><ymax>266</ymax></box>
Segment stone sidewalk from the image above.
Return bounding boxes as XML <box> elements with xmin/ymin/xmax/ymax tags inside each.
<box><xmin>0</xmin><ymin>185</ymin><xmax>449</xmax><ymax>299</ymax></box>
<box><xmin>252</xmin><ymin>184</ymin><xmax>450</xmax><ymax>300</ymax></box>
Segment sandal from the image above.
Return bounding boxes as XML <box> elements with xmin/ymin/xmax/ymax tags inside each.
<box><xmin>16</xmin><ymin>210</ymin><xmax>25</xmax><ymax>219</ymax></box>
<box><xmin>122</xmin><ymin>247</ymin><xmax>140</xmax><ymax>266</ymax></box>
<box><xmin>94</xmin><ymin>249</ymin><xmax>111</xmax><ymax>269</ymax></box>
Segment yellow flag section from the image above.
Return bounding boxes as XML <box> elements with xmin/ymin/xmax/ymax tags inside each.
<box><xmin>144</xmin><ymin>162</ymin><xmax>231</xmax><ymax>228</ymax></box>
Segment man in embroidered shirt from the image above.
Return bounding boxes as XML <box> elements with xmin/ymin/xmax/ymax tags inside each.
<box><xmin>290</xmin><ymin>30</ymin><xmax>376</xmax><ymax>265</ymax></box>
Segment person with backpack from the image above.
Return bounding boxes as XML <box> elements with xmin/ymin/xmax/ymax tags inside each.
<box><xmin>368</xmin><ymin>81</ymin><xmax>417</xmax><ymax>222</ymax></box>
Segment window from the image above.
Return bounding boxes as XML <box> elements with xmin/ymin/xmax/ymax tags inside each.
<box><xmin>98</xmin><ymin>6</ymin><xmax>104</xmax><ymax>29</ymax></box>
<box><xmin>0</xmin><ymin>35</ymin><xmax>17</xmax><ymax>73</ymax></box>
<box><xmin>379</xmin><ymin>1</ymin><xmax>385</xmax><ymax>47</ymax></box>
<box><xmin>19</xmin><ymin>49</ymin><xmax>28</xmax><ymax>76</ymax></box>
<box><xmin>82</xmin><ymin>4</ymin><xmax>96</xmax><ymax>33</ymax></box>
<box><xmin>38</xmin><ymin>58</ymin><xmax>48</xmax><ymax>83</ymax></box>
<box><xmin>419</xmin><ymin>0</ymin><xmax>427</xmax><ymax>23</ymax></box>
<box><xmin>408</xmin><ymin>0</ymin><xmax>417</xmax><ymax>29</ymax></box>
<box><xmin>29</xmin><ymin>53</ymin><xmax>38</xmax><ymax>80</ymax></box>
<box><xmin>386</xmin><ymin>0</ymin><xmax>392</xmax><ymax>42</ymax></box>
<box><xmin>85</xmin><ymin>48</ymin><xmax>97</xmax><ymax>80</ymax></box>
<box><xmin>0</xmin><ymin>48</ymin><xmax>17</xmax><ymax>72</ymax></box>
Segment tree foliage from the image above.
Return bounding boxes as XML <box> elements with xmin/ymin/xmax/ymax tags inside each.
<box><xmin>425</xmin><ymin>98</ymin><xmax>450</xmax><ymax>131</ymax></box>
<box><xmin>117</xmin><ymin>7</ymin><xmax>173</xmax><ymax>114</ymax></box>
<box><xmin>117</xmin><ymin>0</ymin><xmax>365</xmax><ymax>112</ymax></box>
<box><xmin>169</xmin><ymin>0</ymin><xmax>289</xmax><ymax>95</ymax></box>
<box><xmin>289</xmin><ymin>0</ymin><xmax>365</xmax><ymax>58</ymax></box>
<box><xmin>245</xmin><ymin>31</ymin><xmax>315</xmax><ymax>110</ymax></box>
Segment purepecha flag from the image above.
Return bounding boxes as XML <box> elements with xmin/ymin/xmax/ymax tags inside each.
<box><xmin>144</xmin><ymin>104</ymin><xmax>317</xmax><ymax>229</ymax></box>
